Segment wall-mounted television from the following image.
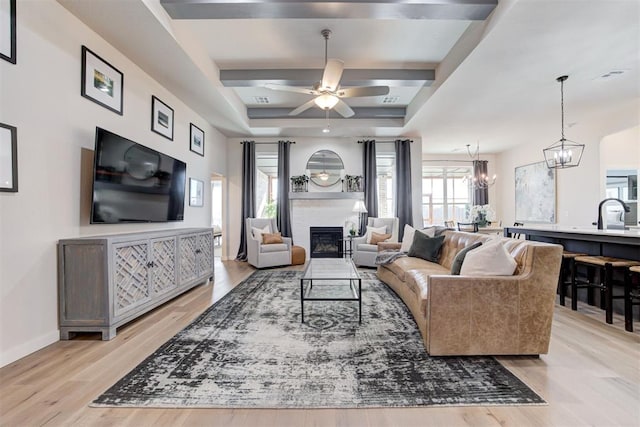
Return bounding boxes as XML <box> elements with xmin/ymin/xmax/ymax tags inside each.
<box><xmin>91</xmin><ymin>127</ymin><xmax>186</xmax><ymax>223</ymax></box>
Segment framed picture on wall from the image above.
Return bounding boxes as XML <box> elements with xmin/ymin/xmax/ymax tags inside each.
<box><xmin>0</xmin><ymin>122</ymin><xmax>18</xmax><ymax>192</ymax></box>
<box><xmin>0</xmin><ymin>0</ymin><xmax>16</xmax><ymax>64</ymax></box>
<box><xmin>189</xmin><ymin>178</ymin><xmax>204</xmax><ymax>207</ymax></box>
<box><xmin>190</xmin><ymin>123</ymin><xmax>205</xmax><ymax>156</ymax></box>
<box><xmin>151</xmin><ymin>96</ymin><xmax>174</xmax><ymax>140</ymax></box>
<box><xmin>80</xmin><ymin>46</ymin><xmax>123</xmax><ymax>115</ymax></box>
<box><xmin>515</xmin><ymin>161</ymin><xmax>556</xmax><ymax>223</ymax></box>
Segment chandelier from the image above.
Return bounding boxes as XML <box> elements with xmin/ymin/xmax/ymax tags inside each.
<box><xmin>543</xmin><ymin>75</ymin><xmax>585</xmax><ymax>169</ymax></box>
<box><xmin>464</xmin><ymin>141</ymin><xmax>496</xmax><ymax>189</ymax></box>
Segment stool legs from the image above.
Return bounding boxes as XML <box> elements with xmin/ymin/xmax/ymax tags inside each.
<box><xmin>604</xmin><ymin>263</ymin><xmax>614</xmax><ymax>324</ymax></box>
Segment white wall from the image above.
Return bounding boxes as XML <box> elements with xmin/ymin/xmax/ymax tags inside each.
<box><xmin>0</xmin><ymin>0</ymin><xmax>227</xmax><ymax>367</ymax></box>
<box><xmin>496</xmin><ymin>103</ymin><xmax>639</xmax><ymax>227</ymax></box>
<box><xmin>226</xmin><ymin>137</ymin><xmax>423</xmax><ymax>260</ymax></box>
<box><xmin>599</xmin><ymin>125</ymin><xmax>640</xmax><ymax>196</ymax></box>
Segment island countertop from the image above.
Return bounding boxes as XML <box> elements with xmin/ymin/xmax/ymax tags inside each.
<box><xmin>503</xmin><ymin>224</ymin><xmax>640</xmax><ymax>260</ymax></box>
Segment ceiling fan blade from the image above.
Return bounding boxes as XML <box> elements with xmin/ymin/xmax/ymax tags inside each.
<box><xmin>337</xmin><ymin>86</ymin><xmax>390</xmax><ymax>98</ymax></box>
<box><xmin>321</xmin><ymin>59</ymin><xmax>344</xmax><ymax>92</ymax></box>
<box><xmin>333</xmin><ymin>99</ymin><xmax>355</xmax><ymax>118</ymax></box>
<box><xmin>289</xmin><ymin>99</ymin><xmax>317</xmax><ymax>116</ymax></box>
<box><xmin>265</xmin><ymin>83</ymin><xmax>319</xmax><ymax>96</ymax></box>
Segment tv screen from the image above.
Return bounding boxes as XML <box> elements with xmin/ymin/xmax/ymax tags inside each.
<box><xmin>91</xmin><ymin>127</ymin><xmax>186</xmax><ymax>223</ymax></box>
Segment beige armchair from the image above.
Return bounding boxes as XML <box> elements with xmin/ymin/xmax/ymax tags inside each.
<box><xmin>245</xmin><ymin>218</ymin><xmax>292</xmax><ymax>269</ymax></box>
<box><xmin>352</xmin><ymin>217</ymin><xmax>399</xmax><ymax>267</ymax></box>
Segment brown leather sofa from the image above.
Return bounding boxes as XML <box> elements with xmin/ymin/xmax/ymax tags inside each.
<box><xmin>376</xmin><ymin>230</ymin><xmax>563</xmax><ymax>356</ymax></box>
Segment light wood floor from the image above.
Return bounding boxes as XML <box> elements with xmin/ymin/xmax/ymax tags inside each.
<box><xmin>1</xmin><ymin>259</ymin><xmax>639</xmax><ymax>427</ymax></box>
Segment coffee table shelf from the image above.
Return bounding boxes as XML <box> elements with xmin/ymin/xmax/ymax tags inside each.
<box><xmin>300</xmin><ymin>258</ymin><xmax>362</xmax><ymax>323</ymax></box>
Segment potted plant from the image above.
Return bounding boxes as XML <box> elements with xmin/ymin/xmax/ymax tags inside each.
<box><xmin>290</xmin><ymin>175</ymin><xmax>309</xmax><ymax>192</ymax></box>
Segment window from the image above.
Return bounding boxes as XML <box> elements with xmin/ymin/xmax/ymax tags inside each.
<box><xmin>256</xmin><ymin>152</ymin><xmax>278</xmax><ymax>218</ymax></box>
<box><xmin>376</xmin><ymin>149</ymin><xmax>396</xmax><ymax>217</ymax></box>
<box><xmin>422</xmin><ymin>164</ymin><xmax>472</xmax><ymax>226</ymax></box>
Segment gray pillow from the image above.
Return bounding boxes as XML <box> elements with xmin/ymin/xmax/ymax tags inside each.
<box><xmin>450</xmin><ymin>241</ymin><xmax>483</xmax><ymax>275</ymax></box>
<box><xmin>407</xmin><ymin>232</ymin><xmax>445</xmax><ymax>262</ymax></box>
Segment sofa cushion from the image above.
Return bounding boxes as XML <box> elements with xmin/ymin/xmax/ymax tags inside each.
<box><xmin>365</xmin><ymin>225</ymin><xmax>387</xmax><ymax>243</ymax></box>
<box><xmin>450</xmin><ymin>241</ymin><xmax>483</xmax><ymax>275</ymax></box>
<box><xmin>370</xmin><ymin>232</ymin><xmax>391</xmax><ymax>245</ymax></box>
<box><xmin>260</xmin><ymin>243</ymin><xmax>288</xmax><ymax>253</ymax></box>
<box><xmin>408</xmin><ymin>233</ymin><xmax>445</xmax><ymax>262</ymax></box>
<box><xmin>400</xmin><ymin>225</ymin><xmax>435</xmax><ymax>253</ymax></box>
<box><xmin>383</xmin><ymin>256</ymin><xmax>443</xmax><ymax>282</ymax></box>
<box><xmin>460</xmin><ymin>239</ymin><xmax>517</xmax><ymax>276</ymax></box>
<box><xmin>438</xmin><ymin>231</ymin><xmax>490</xmax><ymax>270</ymax></box>
<box><xmin>356</xmin><ymin>243</ymin><xmax>378</xmax><ymax>253</ymax></box>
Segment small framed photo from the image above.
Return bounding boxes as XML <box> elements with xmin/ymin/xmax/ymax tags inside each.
<box><xmin>189</xmin><ymin>178</ymin><xmax>204</xmax><ymax>207</ymax></box>
<box><xmin>0</xmin><ymin>0</ymin><xmax>16</xmax><ymax>64</ymax></box>
<box><xmin>0</xmin><ymin>122</ymin><xmax>18</xmax><ymax>192</ymax></box>
<box><xmin>81</xmin><ymin>46</ymin><xmax>123</xmax><ymax>115</ymax></box>
<box><xmin>190</xmin><ymin>123</ymin><xmax>205</xmax><ymax>157</ymax></box>
<box><xmin>151</xmin><ymin>96</ymin><xmax>174</xmax><ymax>140</ymax></box>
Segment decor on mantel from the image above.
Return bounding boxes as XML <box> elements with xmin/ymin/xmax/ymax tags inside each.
<box><xmin>464</xmin><ymin>141</ymin><xmax>496</xmax><ymax>190</ymax></box>
<box><xmin>543</xmin><ymin>75</ymin><xmax>585</xmax><ymax>169</ymax></box>
<box><xmin>344</xmin><ymin>175</ymin><xmax>363</xmax><ymax>192</ymax></box>
<box><xmin>290</xmin><ymin>175</ymin><xmax>309</xmax><ymax>192</ymax></box>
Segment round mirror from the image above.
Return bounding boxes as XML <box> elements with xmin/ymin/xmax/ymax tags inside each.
<box><xmin>306</xmin><ymin>149</ymin><xmax>344</xmax><ymax>187</ymax></box>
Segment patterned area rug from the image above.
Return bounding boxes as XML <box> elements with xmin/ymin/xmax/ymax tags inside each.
<box><xmin>93</xmin><ymin>270</ymin><xmax>545</xmax><ymax>408</ymax></box>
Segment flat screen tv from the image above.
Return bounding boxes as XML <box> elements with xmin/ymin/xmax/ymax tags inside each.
<box><xmin>91</xmin><ymin>127</ymin><xmax>186</xmax><ymax>223</ymax></box>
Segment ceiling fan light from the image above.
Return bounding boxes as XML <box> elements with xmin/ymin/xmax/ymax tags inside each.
<box><xmin>314</xmin><ymin>94</ymin><xmax>339</xmax><ymax>110</ymax></box>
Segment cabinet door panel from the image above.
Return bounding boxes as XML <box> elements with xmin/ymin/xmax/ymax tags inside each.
<box><xmin>151</xmin><ymin>237</ymin><xmax>177</xmax><ymax>296</ymax></box>
<box><xmin>197</xmin><ymin>232</ymin><xmax>213</xmax><ymax>277</ymax></box>
<box><xmin>179</xmin><ymin>235</ymin><xmax>198</xmax><ymax>284</ymax></box>
<box><xmin>113</xmin><ymin>241</ymin><xmax>150</xmax><ymax>317</ymax></box>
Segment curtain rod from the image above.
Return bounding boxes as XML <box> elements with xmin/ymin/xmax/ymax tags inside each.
<box><xmin>422</xmin><ymin>159</ymin><xmax>474</xmax><ymax>163</ymax></box>
<box><xmin>357</xmin><ymin>139</ymin><xmax>413</xmax><ymax>144</ymax></box>
<box><xmin>239</xmin><ymin>141</ymin><xmax>296</xmax><ymax>145</ymax></box>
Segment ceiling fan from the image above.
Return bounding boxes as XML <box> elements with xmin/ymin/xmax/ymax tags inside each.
<box><xmin>265</xmin><ymin>29</ymin><xmax>390</xmax><ymax>118</ymax></box>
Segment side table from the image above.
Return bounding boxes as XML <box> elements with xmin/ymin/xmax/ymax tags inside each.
<box><xmin>344</xmin><ymin>235</ymin><xmax>356</xmax><ymax>259</ymax></box>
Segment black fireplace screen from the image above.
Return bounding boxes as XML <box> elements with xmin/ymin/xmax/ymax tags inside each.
<box><xmin>310</xmin><ymin>226</ymin><xmax>344</xmax><ymax>258</ymax></box>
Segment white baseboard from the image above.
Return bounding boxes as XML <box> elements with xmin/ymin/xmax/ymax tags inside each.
<box><xmin>0</xmin><ymin>330</ymin><xmax>60</xmax><ymax>368</ymax></box>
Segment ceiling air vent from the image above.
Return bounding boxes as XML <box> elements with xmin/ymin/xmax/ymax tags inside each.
<box><xmin>253</xmin><ymin>96</ymin><xmax>270</xmax><ymax>104</ymax></box>
<box><xmin>382</xmin><ymin>96</ymin><xmax>400</xmax><ymax>104</ymax></box>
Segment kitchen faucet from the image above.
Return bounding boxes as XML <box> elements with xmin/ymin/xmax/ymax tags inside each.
<box><xmin>597</xmin><ymin>198</ymin><xmax>630</xmax><ymax>230</ymax></box>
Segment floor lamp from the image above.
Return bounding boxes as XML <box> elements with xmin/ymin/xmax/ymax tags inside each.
<box><xmin>352</xmin><ymin>200</ymin><xmax>368</xmax><ymax>236</ymax></box>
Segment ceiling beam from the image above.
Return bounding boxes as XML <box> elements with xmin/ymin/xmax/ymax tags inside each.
<box><xmin>221</xmin><ymin>69</ymin><xmax>435</xmax><ymax>88</ymax></box>
<box><xmin>247</xmin><ymin>107</ymin><xmax>406</xmax><ymax>119</ymax></box>
<box><xmin>160</xmin><ymin>0</ymin><xmax>498</xmax><ymax>20</ymax></box>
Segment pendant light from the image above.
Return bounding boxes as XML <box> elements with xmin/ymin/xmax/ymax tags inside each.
<box><xmin>464</xmin><ymin>141</ymin><xmax>496</xmax><ymax>189</ymax></box>
<box><xmin>543</xmin><ymin>75</ymin><xmax>584</xmax><ymax>169</ymax></box>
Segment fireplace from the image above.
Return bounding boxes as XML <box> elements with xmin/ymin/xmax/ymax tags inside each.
<box><xmin>309</xmin><ymin>227</ymin><xmax>344</xmax><ymax>258</ymax></box>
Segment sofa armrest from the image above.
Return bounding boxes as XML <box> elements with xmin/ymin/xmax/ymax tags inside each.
<box><xmin>378</xmin><ymin>242</ymin><xmax>401</xmax><ymax>252</ymax></box>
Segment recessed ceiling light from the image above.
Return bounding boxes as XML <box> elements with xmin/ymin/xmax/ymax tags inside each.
<box><xmin>594</xmin><ymin>70</ymin><xmax>626</xmax><ymax>80</ymax></box>
<box><xmin>253</xmin><ymin>96</ymin><xmax>270</xmax><ymax>104</ymax></box>
<box><xmin>322</xmin><ymin>127</ymin><xmax>330</xmax><ymax>133</ymax></box>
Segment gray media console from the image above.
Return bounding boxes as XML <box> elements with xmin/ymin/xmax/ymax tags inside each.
<box><xmin>57</xmin><ymin>228</ymin><xmax>214</xmax><ymax>340</ymax></box>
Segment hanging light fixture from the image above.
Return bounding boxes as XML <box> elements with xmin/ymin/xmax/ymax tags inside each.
<box><xmin>314</xmin><ymin>93</ymin><xmax>339</xmax><ymax>110</ymax></box>
<box><xmin>322</xmin><ymin>109</ymin><xmax>331</xmax><ymax>133</ymax></box>
<box><xmin>543</xmin><ymin>75</ymin><xmax>585</xmax><ymax>169</ymax></box>
<box><xmin>464</xmin><ymin>141</ymin><xmax>497</xmax><ymax>189</ymax></box>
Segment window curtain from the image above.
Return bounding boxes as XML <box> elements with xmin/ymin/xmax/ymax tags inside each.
<box><xmin>235</xmin><ymin>141</ymin><xmax>256</xmax><ymax>261</ymax></box>
<box><xmin>472</xmin><ymin>160</ymin><xmax>489</xmax><ymax>206</ymax></box>
<box><xmin>276</xmin><ymin>140</ymin><xmax>293</xmax><ymax>239</ymax></box>
<box><xmin>361</xmin><ymin>139</ymin><xmax>378</xmax><ymax>235</ymax></box>
<box><xmin>395</xmin><ymin>139</ymin><xmax>413</xmax><ymax>241</ymax></box>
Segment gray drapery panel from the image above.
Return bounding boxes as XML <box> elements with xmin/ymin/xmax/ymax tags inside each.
<box><xmin>235</xmin><ymin>141</ymin><xmax>256</xmax><ymax>261</ymax></box>
<box><xmin>361</xmin><ymin>139</ymin><xmax>378</xmax><ymax>236</ymax></box>
<box><xmin>472</xmin><ymin>160</ymin><xmax>489</xmax><ymax>205</ymax></box>
<box><xmin>276</xmin><ymin>140</ymin><xmax>293</xmax><ymax>239</ymax></box>
<box><xmin>395</xmin><ymin>139</ymin><xmax>413</xmax><ymax>241</ymax></box>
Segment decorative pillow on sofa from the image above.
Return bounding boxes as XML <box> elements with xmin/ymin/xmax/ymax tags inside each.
<box><xmin>450</xmin><ymin>241</ymin><xmax>483</xmax><ymax>275</ymax></box>
<box><xmin>262</xmin><ymin>232</ymin><xmax>283</xmax><ymax>244</ymax></box>
<box><xmin>370</xmin><ymin>232</ymin><xmax>392</xmax><ymax>245</ymax></box>
<box><xmin>252</xmin><ymin>224</ymin><xmax>271</xmax><ymax>240</ymax></box>
<box><xmin>400</xmin><ymin>224</ymin><xmax>435</xmax><ymax>253</ymax></box>
<box><xmin>459</xmin><ymin>239</ymin><xmax>517</xmax><ymax>276</ymax></box>
<box><xmin>407</xmin><ymin>232</ymin><xmax>445</xmax><ymax>262</ymax></box>
<box><xmin>365</xmin><ymin>225</ymin><xmax>387</xmax><ymax>243</ymax></box>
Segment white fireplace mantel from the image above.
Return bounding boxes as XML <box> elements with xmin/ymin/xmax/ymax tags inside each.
<box><xmin>289</xmin><ymin>192</ymin><xmax>364</xmax><ymax>200</ymax></box>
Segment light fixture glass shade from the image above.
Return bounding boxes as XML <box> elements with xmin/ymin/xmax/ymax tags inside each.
<box><xmin>352</xmin><ymin>200</ymin><xmax>368</xmax><ymax>214</ymax></box>
<box><xmin>543</xmin><ymin>138</ymin><xmax>585</xmax><ymax>169</ymax></box>
<box><xmin>314</xmin><ymin>94</ymin><xmax>339</xmax><ymax>110</ymax></box>
<box><xmin>318</xmin><ymin>171</ymin><xmax>329</xmax><ymax>181</ymax></box>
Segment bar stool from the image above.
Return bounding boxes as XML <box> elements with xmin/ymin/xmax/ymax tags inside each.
<box><xmin>573</xmin><ymin>256</ymin><xmax>640</xmax><ymax>325</ymax></box>
<box><xmin>557</xmin><ymin>251</ymin><xmax>586</xmax><ymax>308</ymax></box>
<box><xmin>626</xmin><ymin>266</ymin><xmax>640</xmax><ymax>332</ymax></box>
